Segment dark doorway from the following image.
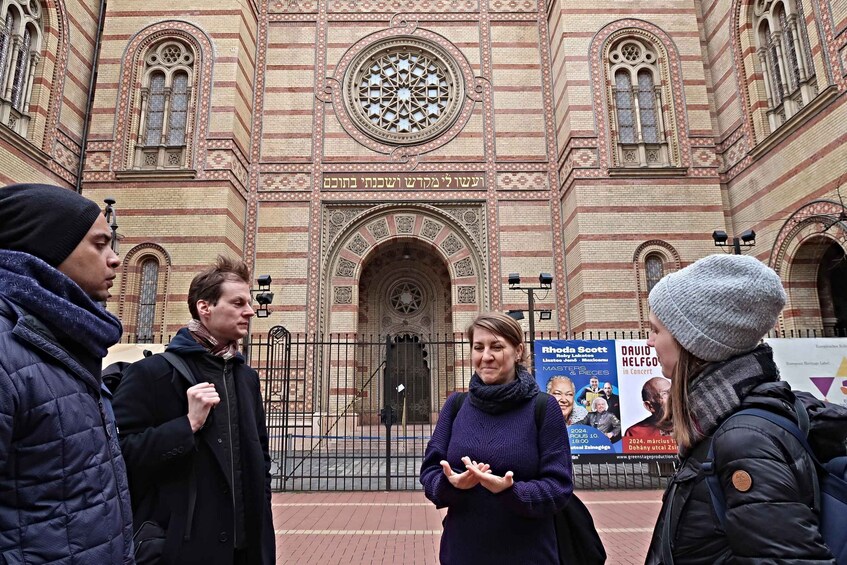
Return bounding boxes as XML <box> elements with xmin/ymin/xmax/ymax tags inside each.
<box><xmin>384</xmin><ymin>334</ymin><xmax>431</xmax><ymax>424</ymax></box>
<box><xmin>818</xmin><ymin>243</ymin><xmax>847</xmax><ymax>336</ymax></box>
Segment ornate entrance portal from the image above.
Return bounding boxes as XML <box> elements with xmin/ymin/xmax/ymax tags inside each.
<box><xmin>360</xmin><ymin>239</ymin><xmax>451</xmax><ymax>422</ymax></box>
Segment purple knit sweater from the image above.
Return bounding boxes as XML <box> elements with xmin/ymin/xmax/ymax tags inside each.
<box><xmin>420</xmin><ymin>392</ymin><xmax>573</xmax><ymax>564</ymax></box>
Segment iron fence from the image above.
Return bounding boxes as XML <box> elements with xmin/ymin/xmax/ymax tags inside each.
<box><xmin>119</xmin><ymin>327</ymin><xmax>847</xmax><ymax>492</ymax></box>
<box><xmin>248</xmin><ymin>329</ymin><xmax>678</xmax><ymax>492</ymax></box>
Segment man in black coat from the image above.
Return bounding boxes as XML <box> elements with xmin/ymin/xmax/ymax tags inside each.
<box><xmin>113</xmin><ymin>256</ymin><xmax>275</xmax><ymax>565</ymax></box>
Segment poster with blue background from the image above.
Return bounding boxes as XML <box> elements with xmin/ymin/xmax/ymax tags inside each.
<box><xmin>534</xmin><ymin>340</ymin><xmax>621</xmax><ymax>457</ymax></box>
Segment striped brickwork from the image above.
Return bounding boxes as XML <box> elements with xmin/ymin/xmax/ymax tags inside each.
<box><xmin>0</xmin><ymin>0</ymin><xmax>844</xmax><ymax>343</ymax></box>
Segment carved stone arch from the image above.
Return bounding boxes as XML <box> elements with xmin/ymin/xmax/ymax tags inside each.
<box><xmin>112</xmin><ymin>20</ymin><xmax>213</xmax><ymax>173</ymax></box>
<box><xmin>632</xmin><ymin>240</ymin><xmax>681</xmax><ymax>330</ymax></box>
<box><xmin>118</xmin><ymin>243</ymin><xmax>172</xmax><ymax>339</ymax></box>
<box><xmin>321</xmin><ymin>203</ymin><xmax>487</xmax><ymax>334</ymax></box>
<box><xmin>589</xmin><ymin>19</ymin><xmax>691</xmax><ymax>172</ymax></box>
<box><xmin>769</xmin><ymin>200</ymin><xmax>847</xmax><ymax>331</ymax></box>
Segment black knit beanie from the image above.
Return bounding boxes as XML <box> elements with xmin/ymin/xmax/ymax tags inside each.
<box><xmin>0</xmin><ymin>183</ymin><xmax>102</xmax><ymax>267</ymax></box>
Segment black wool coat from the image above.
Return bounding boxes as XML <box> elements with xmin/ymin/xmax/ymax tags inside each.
<box><xmin>113</xmin><ymin>330</ymin><xmax>275</xmax><ymax>565</ymax></box>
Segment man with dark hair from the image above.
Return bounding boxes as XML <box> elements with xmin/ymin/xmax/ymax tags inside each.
<box><xmin>624</xmin><ymin>376</ymin><xmax>672</xmax><ymax>438</ymax></box>
<box><xmin>0</xmin><ymin>184</ymin><xmax>133</xmax><ymax>563</ymax></box>
<box><xmin>113</xmin><ymin>256</ymin><xmax>275</xmax><ymax>565</ymax></box>
<box><xmin>576</xmin><ymin>376</ymin><xmax>602</xmax><ymax>411</ymax></box>
<box><xmin>601</xmin><ymin>381</ymin><xmax>621</xmax><ymax>418</ymax></box>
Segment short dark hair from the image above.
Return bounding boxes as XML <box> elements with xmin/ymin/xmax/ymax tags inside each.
<box><xmin>187</xmin><ymin>255</ymin><xmax>251</xmax><ymax>319</ymax></box>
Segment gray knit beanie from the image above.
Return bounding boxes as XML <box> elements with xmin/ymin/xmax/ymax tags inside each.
<box><xmin>0</xmin><ymin>183</ymin><xmax>102</xmax><ymax>267</ymax></box>
<box><xmin>648</xmin><ymin>254</ymin><xmax>786</xmax><ymax>362</ymax></box>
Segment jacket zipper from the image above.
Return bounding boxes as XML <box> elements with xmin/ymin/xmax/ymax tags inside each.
<box><xmin>99</xmin><ymin>399</ymin><xmax>130</xmax><ymax>555</ymax></box>
<box><xmin>222</xmin><ymin>360</ymin><xmax>238</xmax><ymax>547</ymax></box>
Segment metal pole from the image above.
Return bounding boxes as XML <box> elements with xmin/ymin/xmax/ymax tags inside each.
<box><xmin>732</xmin><ymin>237</ymin><xmax>741</xmax><ymax>255</ymax></box>
<box><xmin>527</xmin><ymin>289</ymin><xmax>536</xmax><ymax>358</ymax></box>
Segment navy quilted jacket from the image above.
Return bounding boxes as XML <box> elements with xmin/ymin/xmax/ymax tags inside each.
<box><xmin>0</xmin><ymin>297</ymin><xmax>134</xmax><ymax>564</ymax></box>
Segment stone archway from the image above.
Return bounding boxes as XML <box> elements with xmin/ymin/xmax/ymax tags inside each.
<box><xmin>770</xmin><ymin>200</ymin><xmax>847</xmax><ymax>332</ymax></box>
<box><xmin>818</xmin><ymin>243</ymin><xmax>847</xmax><ymax>335</ymax></box>
<box><xmin>358</xmin><ymin>238</ymin><xmax>451</xmax><ymax>424</ymax></box>
<box><xmin>319</xmin><ymin>203</ymin><xmax>488</xmax><ymax>423</ymax></box>
<box><xmin>321</xmin><ymin>202</ymin><xmax>488</xmax><ymax>335</ymax></box>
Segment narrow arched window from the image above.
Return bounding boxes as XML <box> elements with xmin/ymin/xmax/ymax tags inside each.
<box><xmin>135</xmin><ymin>40</ymin><xmax>194</xmax><ymax>169</ymax></box>
<box><xmin>645</xmin><ymin>254</ymin><xmax>664</xmax><ymax>293</ymax></box>
<box><xmin>0</xmin><ymin>1</ymin><xmax>42</xmax><ymax>136</ymax></box>
<box><xmin>136</xmin><ymin>258</ymin><xmax>159</xmax><ymax>343</ymax></box>
<box><xmin>0</xmin><ymin>14</ymin><xmax>14</xmax><ymax>97</ymax></box>
<box><xmin>754</xmin><ymin>0</ymin><xmax>817</xmax><ymax>130</ymax></box>
<box><xmin>614</xmin><ymin>70</ymin><xmax>635</xmax><ymax>144</ymax></box>
<box><xmin>637</xmin><ymin>70</ymin><xmax>659</xmax><ymax>143</ymax></box>
<box><xmin>168</xmin><ymin>71</ymin><xmax>189</xmax><ymax>146</ymax></box>
<box><xmin>607</xmin><ymin>36</ymin><xmax>672</xmax><ymax>168</ymax></box>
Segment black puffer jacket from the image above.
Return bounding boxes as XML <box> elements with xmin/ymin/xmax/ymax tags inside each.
<box><xmin>646</xmin><ymin>379</ymin><xmax>838</xmax><ymax>564</ymax></box>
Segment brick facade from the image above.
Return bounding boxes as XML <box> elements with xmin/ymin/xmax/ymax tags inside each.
<box><xmin>2</xmin><ymin>0</ymin><xmax>846</xmax><ymax>339</ymax></box>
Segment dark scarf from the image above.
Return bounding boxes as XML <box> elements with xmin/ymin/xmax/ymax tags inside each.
<box><xmin>684</xmin><ymin>343</ymin><xmax>780</xmax><ymax>454</ymax></box>
<box><xmin>468</xmin><ymin>364</ymin><xmax>539</xmax><ymax>414</ymax></box>
<box><xmin>187</xmin><ymin>318</ymin><xmax>239</xmax><ymax>359</ymax></box>
<box><xmin>0</xmin><ymin>250</ymin><xmax>122</xmax><ymax>358</ymax></box>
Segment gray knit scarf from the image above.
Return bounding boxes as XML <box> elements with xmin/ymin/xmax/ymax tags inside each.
<box><xmin>684</xmin><ymin>343</ymin><xmax>780</xmax><ymax>454</ymax></box>
<box><xmin>468</xmin><ymin>364</ymin><xmax>539</xmax><ymax>414</ymax></box>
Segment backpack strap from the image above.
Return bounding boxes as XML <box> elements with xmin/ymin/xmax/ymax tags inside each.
<box><xmin>534</xmin><ymin>392</ymin><xmax>548</xmax><ymax>430</ymax></box>
<box><xmin>158</xmin><ymin>351</ymin><xmax>198</xmax><ymax>386</ymax></box>
<box><xmin>156</xmin><ymin>351</ymin><xmax>199</xmax><ymax>541</ymax></box>
<box><xmin>703</xmin><ymin>406</ymin><xmax>822</xmax><ymax>533</ymax></box>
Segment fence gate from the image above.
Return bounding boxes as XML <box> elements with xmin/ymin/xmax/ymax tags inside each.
<box><xmin>259</xmin><ymin>328</ymin><xmax>459</xmax><ymax>491</ymax></box>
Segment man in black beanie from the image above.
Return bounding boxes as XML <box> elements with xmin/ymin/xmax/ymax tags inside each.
<box><xmin>0</xmin><ymin>184</ymin><xmax>134</xmax><ymax>563</ymax></box>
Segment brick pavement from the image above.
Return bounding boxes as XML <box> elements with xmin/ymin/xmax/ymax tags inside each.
<box><xmin>273</xmin><ymin>489</ymin><xmax>662</xmax><ymax>564</ymax></box>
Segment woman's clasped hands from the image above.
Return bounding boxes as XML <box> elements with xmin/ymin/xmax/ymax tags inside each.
<box><xmin>440</xmin><ymin>455</ymin><xmax>515</xmax><ymax>493</ymax></box>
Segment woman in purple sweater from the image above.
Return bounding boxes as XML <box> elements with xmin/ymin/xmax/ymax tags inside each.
<box><xmin>420</xmin><ymin>312</ymin><xmax>574</xmax><ymax>564</ymax></box>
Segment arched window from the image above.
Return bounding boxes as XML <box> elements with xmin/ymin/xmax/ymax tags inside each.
<box><xmin>645</xmin><ymin>254</ymin><xmax>664</xmax><ymax>293</ymax></box>
<box><xmin>0</xmin><ymin>0</ymin><xmax>42</xmax><ymax>136</ymax></box>
<box><xmin>135</xmin><ymin>40</ymin><xmax>194</xmax><ymax>169</ymax></box>
<box><xmin>136</xmin><ymin>258</ymin><xmax>160</xmax><ymax>343</ymax></box>
<box><xmin>754</xmin><ymin>0</ymin><xmax>816</xmax><ymax>130</ymax></box>
<box><xmin>608</xmin><ymin>37</ymin><xmax>671</xmax><ymax>168</ymax></box>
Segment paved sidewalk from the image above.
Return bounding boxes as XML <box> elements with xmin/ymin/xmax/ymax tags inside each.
<box><xmin>273</xmin><ymin>489</ymin><xmax>662</xmax><ymax>564</ymax></box>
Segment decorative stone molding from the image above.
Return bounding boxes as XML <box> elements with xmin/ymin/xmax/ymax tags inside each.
<box><xmin>334</xmin><ymin>286</ymin><xmax>353</xmax><ymax>304</ymax></box>
<box><xmin>336</xmin><ymin>257</ymin><xmax>356</xmax><ymax>277</ymax></box>
<box><xmin>457</xmin><ymin>286</ymin><xmax>476</xmax><ymax>303</ymax></box>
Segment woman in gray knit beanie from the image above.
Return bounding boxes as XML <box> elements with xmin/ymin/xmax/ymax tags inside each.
<box><xmin>644</xmin><ymin>254</ymin><xmax>834</xmax><ymax>564</ymax></box>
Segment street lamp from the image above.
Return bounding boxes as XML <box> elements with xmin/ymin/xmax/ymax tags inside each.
<box><xmin>251</xmin><ymin>274</ymin><xmax>274</xmax><ymax>318</ymax></box>
<box><xmin>712</xmin><ymin>229</ymin><xmax>755</xmax><ymax>255</ymax></box>
<box><xmin>507</xmin><ymin>272</ymin><xmax>553</xmax><ymax>355</ymax></box>
<box><xmin>103</xmin><ymin>197</ymin><xmax>121</xmax><ymax>254</ymax></box>
<box><xmin>242</xmin><ymin>274</ymin><xmax>275</xmax><ymax>360</ymax></box>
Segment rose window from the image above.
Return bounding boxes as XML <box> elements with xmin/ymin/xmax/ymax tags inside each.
<box><xmin>343</xmin><ymin>37</ymin><xmax>464</xmax><ymax>145</ymax></box>
<box><xmin>389</xmin><ymin>281</ymin><xmax>424</xmax><ymax>315</ymax></box>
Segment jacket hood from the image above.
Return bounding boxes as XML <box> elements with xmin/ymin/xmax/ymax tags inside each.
<box><xmin>166</xmin><ymin>327</ymin><xmax>245</xmax><ymax>363</ymax></box>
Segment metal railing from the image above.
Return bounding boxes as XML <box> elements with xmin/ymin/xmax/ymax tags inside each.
<box><xmin>118</xmin><ymin>326</ymin><xmax>846</xmax><ymax>491</ymax></box>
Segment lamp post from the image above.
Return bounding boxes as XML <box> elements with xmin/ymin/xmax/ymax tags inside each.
<box><xmin>712</xmin><ymin>229</ymin><xmax>756</xmax><ymax>255</ymax></box>
<box><xmin>103</xmin><ymin>197</ymin><xmax>120</xmax><ymax>254</ymax></box>
<box><xmin>242</xmin><ymin>275</ymin><xmax>275</xmax><ymax>360</ymax></box>
<box><xmin>507</xmin><ymin>272</ymin><xmax>553</xmax><ymax>355</ymax></box>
